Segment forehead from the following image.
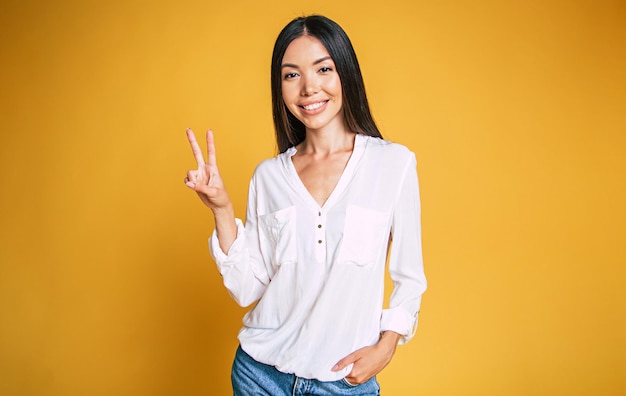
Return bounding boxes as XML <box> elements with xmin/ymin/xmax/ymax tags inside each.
<box><xmin>282</xmin><ymin>35</ymin><xmax>332</xmax><ymax>65</ymax></box>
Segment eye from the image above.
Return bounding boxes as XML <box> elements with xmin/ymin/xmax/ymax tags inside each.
<box><xmin>319</xmin><ymin>66</ymin><xmax>333</xmax><ymax>73</ymax></box>
<box><xmin>283</xmin><ymin>72</ymin><xmax>299</xmax><ymax>80</ymax></box>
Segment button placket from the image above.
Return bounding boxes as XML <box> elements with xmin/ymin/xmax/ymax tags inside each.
<box><xmin>315</xmin><ymin>210</ymin><xmax>326</xmax><ymax>262</ymax></box>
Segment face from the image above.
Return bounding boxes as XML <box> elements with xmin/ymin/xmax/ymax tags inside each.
<box><xmin>280</xmin><ymin>35</ymin><xmax>344</xmax><ymax>134</ymax></box>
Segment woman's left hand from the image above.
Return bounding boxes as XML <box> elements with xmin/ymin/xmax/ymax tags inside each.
<box><xmin>332</xmin><ymin>331</ymin><xmax>401</xmax><ymax>385</ymax></box>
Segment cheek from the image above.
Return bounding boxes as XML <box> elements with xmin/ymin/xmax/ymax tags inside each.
<box><xmin>331</xmin><ymin>78</ymin><xmax>339</xmax><ymax>92</ymax></box>
<box><xmin>280</xmin><ymin>92</ymin><xmax>298</xmax><ymax>117</ymax></box>
<box><xmin>281</xmin><ymin>83</ymin><xmax>297</xmax><ymax>103</ymax></box>
<box><xmin>329</xmin><ymin>76</ymin><xmax>342</xmax><ymax>96</ymax></box>
<box><xmin>283</xmin><ymin>101</ymin><xmax>297</xmax><ymax>117</ymax></box>
<box><xmin>281</xmin><ymin>93</ymin><xmax>290</xmax><ymax>107</ymax></box>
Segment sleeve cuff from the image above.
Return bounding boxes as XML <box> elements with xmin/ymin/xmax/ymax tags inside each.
<box><xmin>380</xmin><ymin>307</ymin><xmax>419</xmax><ymax>344</ymax></box>
<box><xmin>208</xmin><ymin>218</ymin><xmax>245</xmax><ymax>266</ymax></box>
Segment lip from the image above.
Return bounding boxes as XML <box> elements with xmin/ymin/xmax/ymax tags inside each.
<box><xmin>298</xmin><ymin>100</ymin><xmax>329</xmax><ymax>114</ymax></box>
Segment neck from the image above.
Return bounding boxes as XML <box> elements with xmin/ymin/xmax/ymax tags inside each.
<box><xmin>299</xmin><ymin>128</ymin><xmax>356</xmax><ymax>156</ymax></box>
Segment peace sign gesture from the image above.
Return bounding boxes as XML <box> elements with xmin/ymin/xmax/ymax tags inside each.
<box><xmin>184</xmin><ymin>128</ymin><xmax>231</xmax><ymax>210</ymax></box>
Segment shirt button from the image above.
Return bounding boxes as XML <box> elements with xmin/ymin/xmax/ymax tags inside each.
<box><xmin>317</xmin><ymin>224</ymin><xmax>322</xmax><ymax>228</ymax></box>
<box><xmin>318</xmin><ymin>240</ymin><xmax>323</xmax><ymax>244</ymax></box>
<box><xmin>318</xmin><ymin>212</ymin><xmax>321</xmax><ymax>216</ymax></box>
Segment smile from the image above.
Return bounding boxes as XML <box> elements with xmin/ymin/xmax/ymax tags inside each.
<box><xmin>300</xmin><ymin>101</ymin><xmax>328</xmax><ymax>111</ymax></box>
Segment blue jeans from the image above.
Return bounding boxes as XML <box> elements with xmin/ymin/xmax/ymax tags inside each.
<box><xmin>232</xmin><ymin>345</ymin><xmax>381</xmax><ymax>395</ymax></box>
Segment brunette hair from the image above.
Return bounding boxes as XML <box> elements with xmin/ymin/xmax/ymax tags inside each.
<box><xmin>271</xmin><ymin>15</ymin><xmax>382</xmax><ymax>153</ymax></box>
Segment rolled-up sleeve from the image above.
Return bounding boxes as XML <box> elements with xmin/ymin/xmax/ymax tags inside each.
<box><xmin>208</xmin><ymin>176</ymin><xmax>270</xmax><ymax>307</ymax></box>
<box><xmin>380</xmin><ymin>153</ymin><xmax>427</xmax><ymax>344</ymax></box>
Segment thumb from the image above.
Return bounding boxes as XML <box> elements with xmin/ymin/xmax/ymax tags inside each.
<box><xmin>185</xmin><ymin>180</ymin><xmax>207</xmax><ymax>193</ymax></box>
<box><xmin>185</xmin><ymin>179</ymin><xmax>210</xmax><ymax>196</ymax></box>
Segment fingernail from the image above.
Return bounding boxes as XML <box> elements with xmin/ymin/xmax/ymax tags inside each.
<box><xmin>185</xmin><ymin>182</ymin><xmax>195</xmax><ymax>188</ymax></box>
<box><xmin>331</xmin><ymin>364</ymin><xmax>339</xmax><ymax>371</ymax></box>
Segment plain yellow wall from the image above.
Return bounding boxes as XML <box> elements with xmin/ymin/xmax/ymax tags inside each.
<box><xmin>1</xmin><ymin>0</ymin><xmax>624</xmax><ymax>395</ymax></box>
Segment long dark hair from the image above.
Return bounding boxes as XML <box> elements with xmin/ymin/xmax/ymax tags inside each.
<box><xmin>271</xmin><ymin>15</ymin><xmax>382</xmax><ymax>153</ymax></box>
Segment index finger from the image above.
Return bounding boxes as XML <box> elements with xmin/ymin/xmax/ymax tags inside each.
<box><xmin>186</xmin><ymin>128</ymin><xmax>205</xmax><ymax>168</ymax></box>
<box><xmin>332</xmin><ymin>351</ymin><xmax>358</xmax><ymax>371</ymax></box>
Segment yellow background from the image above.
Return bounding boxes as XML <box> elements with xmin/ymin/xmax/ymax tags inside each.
<box><xmin>1</xmin><ymin>0</ymin><xmax>625</xmax><ymax>395</ymax></box>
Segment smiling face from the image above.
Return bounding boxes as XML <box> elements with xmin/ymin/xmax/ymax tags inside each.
<box><xmin>280</xmin><ymin>35</ymin><xmax>345</xmax><ymax>134</ymax></box>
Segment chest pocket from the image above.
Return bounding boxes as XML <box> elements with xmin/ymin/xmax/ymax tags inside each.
<box><xmin>338</xmin><ymin>205</ymin><xmax>391</xmax><ymax>266</ymax></box>
<box><xmin>258</xmin><ymin>206</ymin><xmax>297</xmax><ymax>269</ymax></box>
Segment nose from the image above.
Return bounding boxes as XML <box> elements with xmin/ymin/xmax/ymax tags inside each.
<box><xmin>300</xmin><ymin>74</ymin><xmax>320</xmax><ymax>96</ymax></box>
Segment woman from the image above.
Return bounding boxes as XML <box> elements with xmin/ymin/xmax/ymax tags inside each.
<box><xmin>185</xmin><ymin>15</ymin><xmax>427</xmax><ymax>395</ymax></box>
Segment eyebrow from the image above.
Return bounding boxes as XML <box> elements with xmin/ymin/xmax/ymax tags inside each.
<box><xmin>281</xmin><ymin>56</ymin><xmax>333</xmax><ymax>69</ymax></box>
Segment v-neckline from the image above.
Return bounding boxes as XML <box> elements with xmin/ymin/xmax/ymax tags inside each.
<box><xmin>285</xmin><ymin>134</ymin><xmax>367</xmax><ymax>210</ymax></box>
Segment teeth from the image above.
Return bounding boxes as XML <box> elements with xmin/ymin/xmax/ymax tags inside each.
<box><xmin>302</xmin><ymin>101</ymin><xmax>326</xmax><ymax>111</ymax></box>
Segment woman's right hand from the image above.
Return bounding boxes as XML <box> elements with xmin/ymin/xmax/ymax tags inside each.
<box><xmin>185</xmin><ymin>128</ymin><xmax>231</xmax><ymax>210</ymax></box>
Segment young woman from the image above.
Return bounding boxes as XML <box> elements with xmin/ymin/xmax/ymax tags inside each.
<box><xmin>185</xmin><ymin>15</ymin><xmax>427</xmax><ymax>395</ymax></box>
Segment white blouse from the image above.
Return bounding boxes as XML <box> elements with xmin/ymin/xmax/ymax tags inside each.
<box><xmin>209</xmin><ymin>134</ymin><xmax>427</xmax><ymax>381</ymax></box>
